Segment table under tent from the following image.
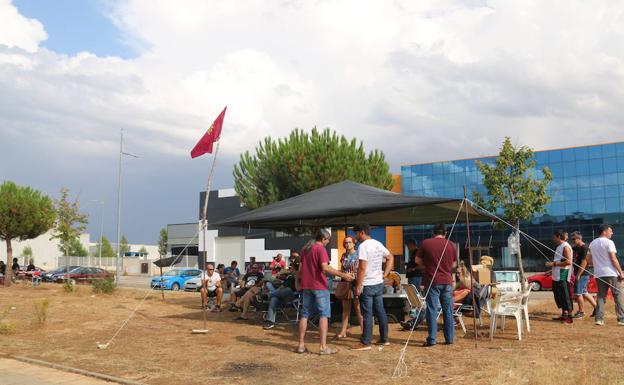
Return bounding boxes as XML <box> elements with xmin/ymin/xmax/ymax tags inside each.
<box><xmin>215</xmin><ymin>180</ymin><xmax>493</xmax><ymax>323</ymax></box>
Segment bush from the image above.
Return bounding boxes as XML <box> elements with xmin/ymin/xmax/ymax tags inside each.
<box><xmin>0</xmin><ymin>322</ymin><xmax>16</xmax><ymax>334</ymax></box>
<box><xmin>33</xmin><ymin>298</ymin><xmax>49</xmax><ymax>325</ymax></box>
<box><xmin>62</xmin><ymin>281</ymin><xmax>74</xmax><ymax>293</ymax></box>
<box><xmin>92</xmin><ymin>278</ymin><xmax>115</xmax><ymax>294</ymax></box>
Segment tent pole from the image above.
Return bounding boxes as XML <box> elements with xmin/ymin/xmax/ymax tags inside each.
<box><xmin>463</xmin><ymin>186</ymin><xmax>478</xmax><ymax>349</ymax></box>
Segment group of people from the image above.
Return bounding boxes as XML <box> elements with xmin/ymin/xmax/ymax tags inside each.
<box><xmin>194</xmin><ymin>221</ymin><xmax>624</xmax><ymax>355</ymax></box>
<box><xmin>549</xmin><ymin>224</ymin><xmax>624</xmax><ymax>325</ymax></box>
<box><xmin>295</xmin><ymin>224</ymin><xmax>394</xmax><ymax>354</ymax></box>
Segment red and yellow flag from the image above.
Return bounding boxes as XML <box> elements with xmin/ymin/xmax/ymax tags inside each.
<box><xmin>190</xmin><ymin>106</ymin><xmax>227</xmax><ymax>158</ymax></box>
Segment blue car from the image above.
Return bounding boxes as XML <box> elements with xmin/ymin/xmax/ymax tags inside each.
<box><xmin>150</xmin><ymin>268</ymin><xmax>202</xmax><ymax>291</ymax></box>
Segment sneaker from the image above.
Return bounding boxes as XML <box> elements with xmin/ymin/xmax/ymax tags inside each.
<box><xmin>350</xmin><ymin>343</ymin><xmax>372</xmax><ymax>351</ymax></box>
<box><xmin>595</xmin><ymin>319</ymin><xmax>605</xmax><ymax>326</ymax></box>
<box><xmin>263</xmin><ymin>321</ymin><xmax>275</xmax><ymax>330</ymax></box>
<box><xmin>375</xmin><ymin>340</ymin><xmax>390</xmax><ymax>346</ymax></box>
<box><xmin>400</xmin><ymin>320</ymin><xmax>415</xmax><ymax>330</ymax></box>
<box><xmin>563</xmin><ymin>317</ymin><xmax>573</xmax><ymax>324</ymax></box>
<box><xmin>571</xmin><ymin>312</ymin><xmax>584</xmax><ymax>319</ymax></box>
<box><xmin>618</xmin><ymin>321</ymin><xmax>624</xmax><ymax>326</ymax></box>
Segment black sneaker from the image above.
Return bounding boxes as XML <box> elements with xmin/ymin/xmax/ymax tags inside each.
<box><xmin>263</xmin><ymin>321</ymin><xmax>275</xmax><ymax>330</ymax></box>
<box><xmin>571</xmin><ymin>312</ymin><xmax>584</xmax><ymax>319</ymax></box>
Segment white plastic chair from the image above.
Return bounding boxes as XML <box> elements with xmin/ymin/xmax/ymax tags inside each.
<box><xmin>489</xmin><ymin>293</ymin><xmax>523</xmax><ymax>341</ymax></box>
<box><xmin>521</xmin><ymin>286</ymin><xmax>532</xmax><ymax>332</ymax></box>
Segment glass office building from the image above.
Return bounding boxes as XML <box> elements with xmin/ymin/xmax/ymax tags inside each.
<box><xmin>401</xmin><ymin>141</ymin><xmax>624</xmax><ymax>270</ymax></box>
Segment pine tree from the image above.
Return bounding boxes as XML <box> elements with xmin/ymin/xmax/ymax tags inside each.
<box><xmin>233</xmin><ymin>127</ymin><xmax>394</xmax><ymax>209</ymax></box>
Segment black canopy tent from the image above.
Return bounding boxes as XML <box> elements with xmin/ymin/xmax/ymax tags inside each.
<box><xmin>215</xmin><ymin>181</ymin><xmax>492</xmax><ymax>228</ymax></box>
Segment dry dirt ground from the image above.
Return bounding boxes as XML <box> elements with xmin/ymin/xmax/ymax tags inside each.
<box><xmin>0</xmin><ymin>283</ymin><xmax>623</xmax><ymax>385</ymax></box>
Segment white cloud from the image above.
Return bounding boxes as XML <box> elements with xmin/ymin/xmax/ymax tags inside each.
<box><xmin>0</xmin><ymin>0</ymin><xmax>47</xmax><ymax>52</ymax></box>
<box><xmin>2</xmin><ymin>0</ymin><xmax>624</xmax><ymax>242</ymax></box>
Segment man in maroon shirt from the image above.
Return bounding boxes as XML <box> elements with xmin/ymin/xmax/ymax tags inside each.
<box><xmin>296</xmin><ymin>229</ymin><xmax>353</xmax><ymax>355</ymax></box>
<box><xmin>416</xmin><ymin>223</ymin><xmax>457</xmax><ymax>347</ymax></box>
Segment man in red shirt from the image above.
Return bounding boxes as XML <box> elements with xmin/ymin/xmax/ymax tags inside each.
<box><xmin>270</xmin><ymin>253</ymin><xmax>286</xmax><ymax>275</ymax></box>
<box><xmin>416</xmin><ymin>223</ymin><xmax>457</xmax><ymax>347</ymax></box>
<box><xmin>296</xmin><ymin>229</ymin><xmax>353</xmax><ymax>355</ymax></box>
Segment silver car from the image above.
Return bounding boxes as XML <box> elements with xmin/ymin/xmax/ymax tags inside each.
<box><xmin>184</xmin><ymin>276</ymin><xmax>202</xmax><ymax>291</ymax></box>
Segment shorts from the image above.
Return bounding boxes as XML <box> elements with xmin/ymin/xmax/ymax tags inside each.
<box><xmin>301</xmin><ymin>289</ymin><xmax>331</xmax><ymax>319</ymax></box>
<box><xmin>574</xmin><ymin>275</ymin><xmax>590</xmax><ymax>295</ymax></box>
<box><xmin>235</xmin><ymin>287</ymin><xmax>248</xmax><ymax>297</ymax></box>
<box><xmin>201</xmin><ymin>286</ymin><xmax>218</xmax><ymax>297</ymax></box>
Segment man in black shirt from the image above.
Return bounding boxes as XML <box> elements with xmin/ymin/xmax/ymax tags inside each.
<box><xmin>405</xmin><ymin>239</ymin><xmax>422</xmax><ymax>290</ymax></box>
<box><xmin>229</xmin><ymin>264</ymin><xmax>265</xmax><ymax>318</ymax></box>
<box><xmin>571</xmin><ymin>232</ymin><xmax>597</xmax><ymax>318</ymax></box>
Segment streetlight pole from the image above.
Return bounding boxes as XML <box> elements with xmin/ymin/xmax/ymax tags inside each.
<box><xmin>115</xmin><ymin>129</ymin><xmax>139</xmax><ymax>286</ymax></box>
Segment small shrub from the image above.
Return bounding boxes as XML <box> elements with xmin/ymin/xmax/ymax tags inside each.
<box><xmin>92</xmin><ymin>278</ymin><xmax>115</xmax><ymax>294</ymax></box>
<box><xmin>33</xmin><ymin>298</ymin><xmax>49</xmax><ymax>324</ymax></box>
<box><xmin>0</xmin><ymin>305</ymin><xmax>9</xmax><ymax>321</ymax></box>
<box><xmin>62</xmin><ymin>281</ymin><xmax>74</xmax><ymax>293</ymax></box>
<box><xmin>0</xmin><ymin>322</ymin><xmax>16</xmax><ymax>334</ymax></box>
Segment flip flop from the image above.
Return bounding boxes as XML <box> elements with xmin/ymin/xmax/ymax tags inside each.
<box><xmin>294</xmin><ymin>346</ymin><xmax>309</xmax><ymax>354</ymax></box>
<box><xmin>319</xmin><ymin>347</ymin><xmax>338</xmax><ymax>355</ymax></box>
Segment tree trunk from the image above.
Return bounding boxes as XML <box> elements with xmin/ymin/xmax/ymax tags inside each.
<box><xmin>4</xmin><ymin>238</ymin><xmax>12</xmax><ymax>287</ymax></box>
<box><xmin>515</xmin><ymin>220</ymin><xmax>527</xmax><ymax>292</ymax></box>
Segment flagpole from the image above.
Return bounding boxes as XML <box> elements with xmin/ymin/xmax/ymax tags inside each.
<box><xmin>199</xmin><ymin>140</ymin><xmax>220</xmax><ymax>332</ymax></box>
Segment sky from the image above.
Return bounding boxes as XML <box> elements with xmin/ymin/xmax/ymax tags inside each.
<box><xmin>1</xmin><ymin>0</ymin><xmax>624</xmax><ymax>245</ymax></box>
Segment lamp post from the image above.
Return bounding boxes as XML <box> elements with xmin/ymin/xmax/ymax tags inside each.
<box><xmin>116</xmin><ymin>129</ymin><xmax>139</xmax><ymax>286</ymax></box>
<box><xmin>90</xmin><ymin>200</ymin><xmax>105</xmax><ymax>267</ymax></box>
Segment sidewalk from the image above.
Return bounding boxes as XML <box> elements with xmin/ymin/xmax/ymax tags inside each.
<box><xmin>0</xmin><ymin>358</ymin><xmax>119</xmax><ymax>385</ymax></box>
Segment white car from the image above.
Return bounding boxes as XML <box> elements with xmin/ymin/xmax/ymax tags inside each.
<box><xmin>494</xmin><ymin>271</ymin><xmax>522</xmax><ymax>294</ymax></box>
<box><xmin>184</xmin><ymin>277</ymin><xmax>202</xmax><ymax>291</ymax></box>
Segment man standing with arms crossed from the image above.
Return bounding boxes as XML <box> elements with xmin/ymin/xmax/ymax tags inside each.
<box><xmin>416</xmin><ymin>224</ymin><xmax>457</xmax><ymax>347</ymax></box>
<box><xmin>351</xmin><ymin>223</ymin><xmax>393</xmax><ymax>351</ymax></box>
<box><xmin>588</xmin><ymin>224</ymin><xmax>624</xmax><ymax>326</ymax></box>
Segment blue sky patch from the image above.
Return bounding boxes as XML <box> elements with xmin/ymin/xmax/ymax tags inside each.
<box><xmin>13</xmin><ymin>0</ymin><xmax>137</xmax><ymax>58</ymax></box>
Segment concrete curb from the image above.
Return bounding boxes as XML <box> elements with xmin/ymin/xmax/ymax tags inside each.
<box><xmin>9</xmin><ymin>355</ymin><xmax>147</xmax><ymax>385</ymax></box>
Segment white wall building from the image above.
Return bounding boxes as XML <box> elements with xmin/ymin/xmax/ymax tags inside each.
<box><xmin>0</xmin><ymin>230</ymin><xmax>90</xmax><ymax>269</ymax></box>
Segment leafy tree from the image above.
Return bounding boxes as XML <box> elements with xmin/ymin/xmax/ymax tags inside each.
<box><xmin>158</xmin><ymin>228</ymin><xmax>167</xmax><ymax>257</ymax></box>
<box><xmin>139</xmin><ymin>246</ymin><xmax>148</xmax><ymax>256</ymax></box>
<box><xmin>51</xmin><ymin>187</ymin><xmax>89</xmax><ymax>257</ymax></box>
<box><xmin>67</xmin><ymin>238</ymin><xmax>88</xmax><ymax>257</ymax></box>
<box><xmin>119</xmin><ymin>235</ymin><xmax>130</xmax><ymax>254</ymax></box>
<box><xmin>472</xmin><ymin>137</ymin><xmax>553</xmax><ymax>287</ymax></box>
<box><xmin>0</xmin><ymin>181</ymin><xmax>56</xmax><ymax>286</ymax></box>
<box><xmin>93</xmin><ymin>236</ymin><xmax>116</xmax><ymax>258</ymax></box>
<box><xmin>22</xmin><ymin>245</ymin><xmax>33</xmax><ymax>263</ymax></box>
<box><xmin>233</xmin><ymin>127</ymin><xmax>394</xmax><ymax>209</ymax></box>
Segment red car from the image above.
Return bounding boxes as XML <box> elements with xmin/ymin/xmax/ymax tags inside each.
<box><xmin>528</xmin><ymin>271</ymin><xmax>597</xmax><ymax>293</ymax></box>
<box><xmin>53</xmin><ymin>267</ymin><xmax>113</xmax><ymax>284</ymax></box>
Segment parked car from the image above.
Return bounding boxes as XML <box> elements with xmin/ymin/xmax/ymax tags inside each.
<box><xmin>184</xmin><ymin>276</ymin><xmax>203</xmax><ymax>292</ymax></box>
<box><xmin>528</xmin><ymin>271</ymin><xmax>597</xmax><ymax>293</ymax></box>
<box><xmin>494</xmin><ymin>270</ymin><xmax>522</xmax><ymax>294</ymax></box>
<box><xmin>52</xmin><ymin>267</ymin><xmax>113</xmax><ymax>284</ymax></box>
<box><xmin>15</xmin><ymin>267</ymin><xmax>46</xmax><ymax>280</ymax></box>
<box><xmin>150</xmin><ymin>268</ymin><xmax>202</xmax><ymax>291</ymax></box>
<box><xmin>41</xmin><ymin>266</ymin><xmax>80</xmax><ymax>282</ymax></box>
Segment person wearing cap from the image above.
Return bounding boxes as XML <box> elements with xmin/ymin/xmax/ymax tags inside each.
<box><xmin>570</xmin><ymin>231</ymin><xmax>596</xmax><ymax>318</ymax></box>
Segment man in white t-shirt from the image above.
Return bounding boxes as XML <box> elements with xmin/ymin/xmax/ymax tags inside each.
<box><xmin>351</xmin><ymin>223</ymin><xmax>393</xmax><ymax>351</ymax></box>
<box><xmin>588</xmin><ymin>224</ymin><xmax>624</xmax><ymax>325</ymax></box>
<box><xmin>200</xmin><ymin>263</ymin><xmax>223</xmax><ymax>312</ymax></box>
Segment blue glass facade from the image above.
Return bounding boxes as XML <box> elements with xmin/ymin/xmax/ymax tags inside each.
<box><xmin>401</xmin><ymin>142</ymin><xmax>624</xmax><ymax>270</ymax></box>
